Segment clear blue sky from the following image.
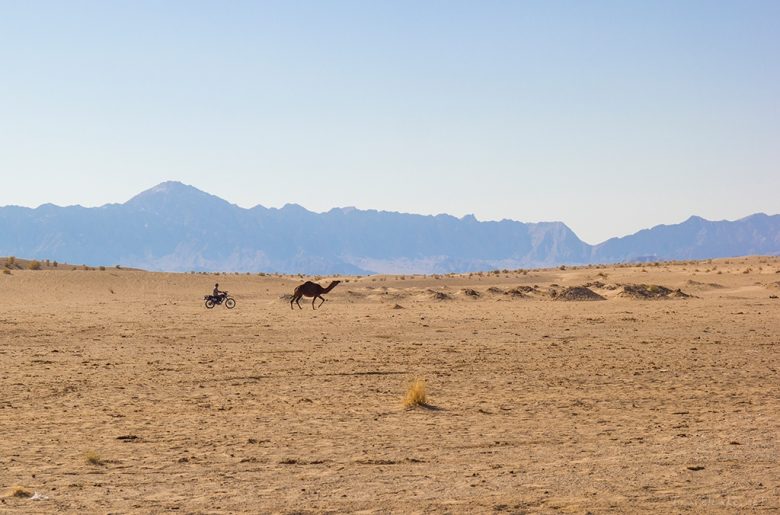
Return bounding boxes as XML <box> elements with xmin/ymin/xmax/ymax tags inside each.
<box><xmin>1</xmin><ymin>1</ymin><xmax>778</xmax><ymax>243</ymax></box>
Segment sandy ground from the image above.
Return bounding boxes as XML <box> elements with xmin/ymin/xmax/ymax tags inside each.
<box><xmin>1</xmin><ymin>256</ymin><xmax>778</xmax><ymax>513</ymax></box>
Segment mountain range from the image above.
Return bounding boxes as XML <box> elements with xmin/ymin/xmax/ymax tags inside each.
<box><xmin>1</xmin><ymin>181</ymin><xmax>778</xmax><ymax>274</ymax></box>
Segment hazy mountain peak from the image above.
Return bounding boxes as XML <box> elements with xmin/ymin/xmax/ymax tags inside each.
<box><xmin>739</xmin><ymin>212</ymin><xmax>768</xmax><ymax>221</ymax></box>
<box><xmin>125</xmin><ymin>181</ymin><xmax>232</xmax><ymax>212</ymax></box>
<box><xmin>280</xmin><ymin>203</ymin><xmax>311</xmax><ymax>213</ymax></box>
<box><xmin>128</xmin><ymin>181</ymin><xmax>205</xmax><ymax>201</ymax></box>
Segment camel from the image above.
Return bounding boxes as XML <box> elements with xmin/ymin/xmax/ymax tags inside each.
<box><xmin>291</xmin><ymin>280</ymin><xmax>341</xmax><ymax>310</ymax></box>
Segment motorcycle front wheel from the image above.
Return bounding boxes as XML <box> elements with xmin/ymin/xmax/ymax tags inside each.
<box><xmin>205</xmin><ymin>299</ymin><xmax>216</xmax><ymax>309</ymax></box>
<box><xmin>225</xmin><ymin>298</ymin><xmax>236</xmax><ymax>309</ymax></box>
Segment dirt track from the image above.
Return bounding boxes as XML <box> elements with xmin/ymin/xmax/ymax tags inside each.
<box><xmin>1</xmin><ymin>257</ymin><xmax>778</xmax><ymax>513</ymax></box>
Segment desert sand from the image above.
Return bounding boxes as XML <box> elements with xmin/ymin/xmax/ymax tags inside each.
<box><xmin>1</xmin><ymin>256</ymin><xmax>778</xmax><ymax>513</ymax></box>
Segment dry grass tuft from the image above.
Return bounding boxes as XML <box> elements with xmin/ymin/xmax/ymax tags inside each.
<box><xmin>9</xmin><ymin>485</ymin><xmax>33</xmax><ymax>498</ymax></box>
<box><xmin>404</xmin><ymin>378</ymin><xmax>428</xmax><ymax>408</ymax></box>
<box><xmin>84</xmin><ymin>450</ymin><xmax>104</xmax><ymax>465</ymax></box>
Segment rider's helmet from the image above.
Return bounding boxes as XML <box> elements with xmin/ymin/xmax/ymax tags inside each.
<box><xmin>215</xmin><ymin>283</ymin><xmax>219</xmax><ymax>288</ymax></box>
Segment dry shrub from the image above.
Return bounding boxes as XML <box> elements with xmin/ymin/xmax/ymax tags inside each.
<box><xmin>28</xmin><ymin>260</ymin><xmax>42</xmax><ymax>270</ymax></box>
<box><xmin>9</xmin><ymin>485</ymin><xmax>32</xmax><ymax>498</ymax></box>
<box><xmin>404</xmin><ymin>378</ymin><xmax>427</xmax><ymax>408</ymax></box>
<box><xmin>84</xmin><ymin>450</ymin><xmax>104</xmax><ymax>465</ymax></box>
<box><xmin>2</xmin><ymin>269</ymin><xmax>10</xmax><ymax>275</ymax></box>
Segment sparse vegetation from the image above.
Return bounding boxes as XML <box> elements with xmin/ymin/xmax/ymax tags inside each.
<box><xmin>28</xmin><ymin>260</ymin><xmax>42</xmax><ymax>270</ymax></box>
<box><xmin>2</xmin><ymin>269</ymin><xmax>10</xmax><ymax>275</ymax></box>
<box><xmin>84</xmin><ymin>450</ymin><xmax>104</xmax><ymax>465</ymax></box>
<box><xmin>9</xmin><ymin>485</ymin><xmax>33</xmax><ymax>498</ymax></box>
<box><xmin>404</xmin><ymin>378</ymin><xmax>428</xmax><ymax>408</ymax></box>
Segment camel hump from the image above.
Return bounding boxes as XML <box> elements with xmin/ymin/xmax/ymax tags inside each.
<box><xmin>294</xmin><ymin>281</ymin><xmax>316</xmax><ymax>295</ymax></box>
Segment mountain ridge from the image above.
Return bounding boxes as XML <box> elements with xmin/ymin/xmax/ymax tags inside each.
<box><xmin>1</xmin><ymin>181</ymin><xmax>777</xmax><ymax>273</ymax></box>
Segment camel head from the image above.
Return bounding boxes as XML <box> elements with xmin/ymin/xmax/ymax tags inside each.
<box><xmin>324</xmin><ymin>280</ymin><xmax>341</xmax><ymax>292</ymax></box>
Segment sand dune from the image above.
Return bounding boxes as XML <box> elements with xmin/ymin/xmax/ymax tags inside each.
<box><xmin>1</xmin><ymin>257</ymin><xmax>779</xmax><ymax>512</ymax></box>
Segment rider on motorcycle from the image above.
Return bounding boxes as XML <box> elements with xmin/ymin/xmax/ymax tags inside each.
<box><xmin>213</xmin><ymin>283</ymin><xmax>226</xmax><ymax>300</ymax></box>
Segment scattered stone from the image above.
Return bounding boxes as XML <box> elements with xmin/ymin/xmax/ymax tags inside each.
<box><xmin>391</xmin><ymin>303</ymin><xmax>405</xmax><ymax>309</ymax></box>
<box><xmin>687</xmin><ymin>465</ymin><xmax>705</xmax><ymax>471</ymax></box>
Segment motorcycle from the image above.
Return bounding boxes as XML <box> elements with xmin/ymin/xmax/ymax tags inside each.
<box><xmin>204</xmin><ymin>291</ymin><xmax>236</xmax><ymax>309</ymax></box>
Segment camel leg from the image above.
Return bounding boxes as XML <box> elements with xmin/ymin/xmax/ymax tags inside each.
<box><xmin>318</xmin><ymin>296</ymin><xmax>326</xmax><ymax>308</ymax></box>
<box><xmin>290</xmin><ymin>297</ymin><xmax>294</xmax><ymax>310</ymax></box>
<box><xmin>311</xmin><ymin>296</ymin><xmax>317</xmax><ymax>310</ymax></box>
<box><xmin>295</xmin><ymin>296</ymin><xmax>303</xmax><ymax>309</ymax></box>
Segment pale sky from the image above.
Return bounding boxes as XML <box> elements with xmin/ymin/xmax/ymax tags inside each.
<box><xmin>1</xmin><ymin>1</ymin><xmax>778</xmax><ymax>244</ymax></box>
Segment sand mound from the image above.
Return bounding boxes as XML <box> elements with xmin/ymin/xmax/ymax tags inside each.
<box><xmin>619</xmin><ymin>284</ymin><xmax>691</xmax><ymax>299</ymax></box>
<box><xmin>583</xmin><ymin>280</ymin><xmax>606</xmax><ymax>289</ymax></box>
<box><xmin>687</xmin><ymin>280</ymin><xmax>725</xmax><ymax>289</ymax></box>
<box><xmin>461</xmin><ymin>288</ymin><xmax>481</xmax><ymax>298</ymax></box>
<box><xmin>584</xmin><ymin>281</ymin><xmax>620</xmax><ymax>291</ymax></box>
<box><xmin>426</xmin><ymin>290</ymin><xmax>452</xmax><ymax>301</ymax></box>
<box><xmin>486</xmin><ymin>287</ymin><xmax>504</xmax><ymax>295</ymax></box>
<box><xmin>552</xmin><ymin>286</ymin><xmax>605</xmax><ymax>301</ymax></box>
<box><xmin>505</xmin><ymin>288</ymin><xmax>530</xmax><ymax>298</ymax></box>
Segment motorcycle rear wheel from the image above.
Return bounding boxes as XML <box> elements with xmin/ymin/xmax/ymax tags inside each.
<box><xmin>205</xmin><ymin>299</ymin><xmax>216</xmax><ymax>309</ymax></box>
